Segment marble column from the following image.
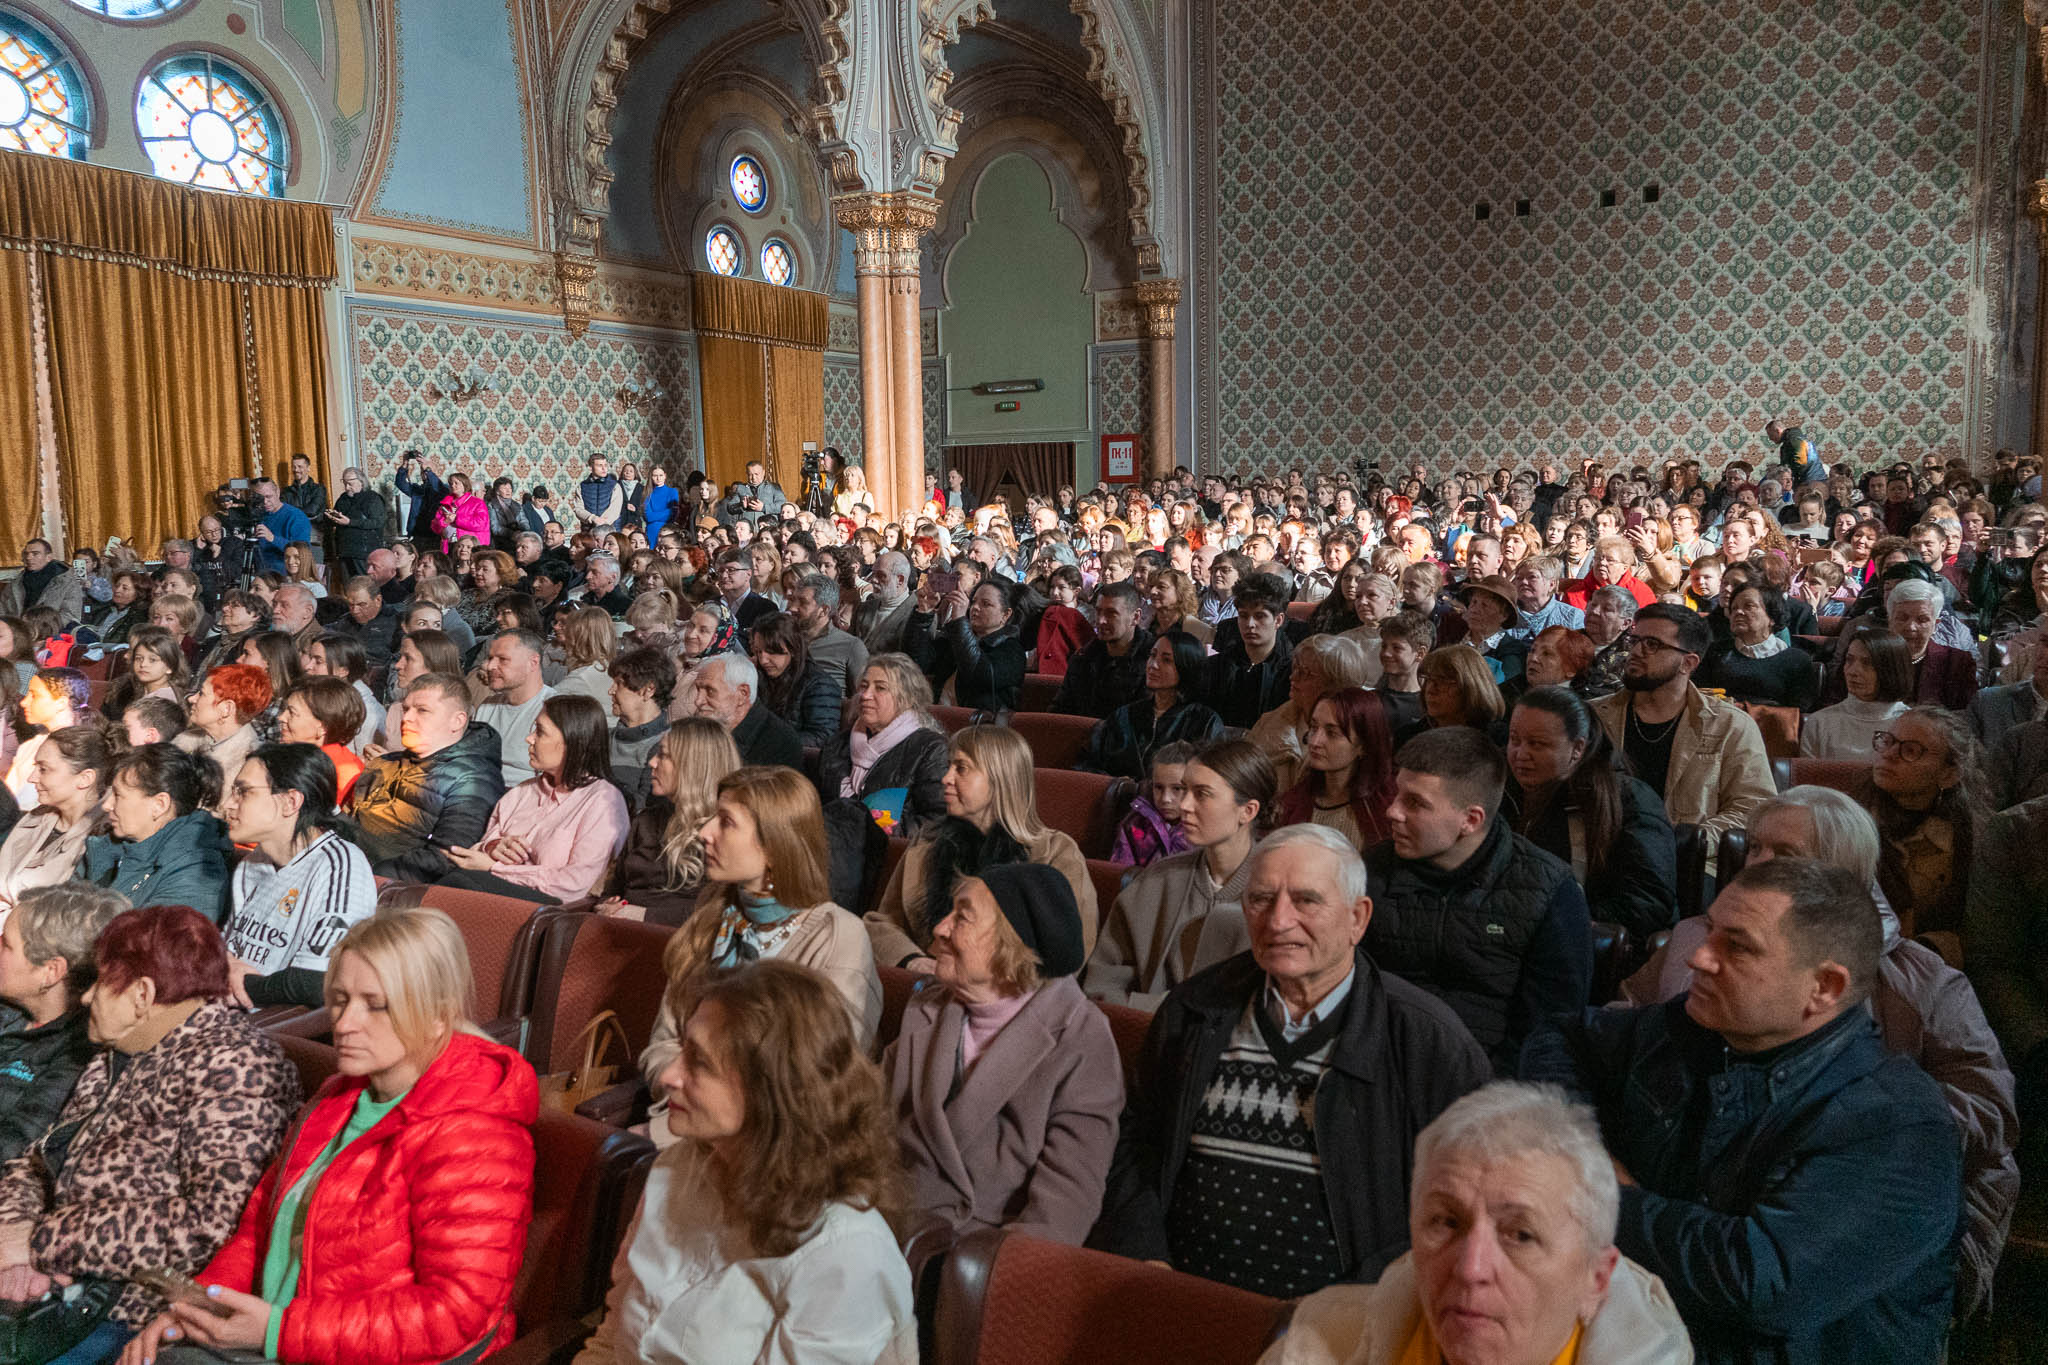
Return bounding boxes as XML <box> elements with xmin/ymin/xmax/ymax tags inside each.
<box><xmin>887</xmin><ymin>200</ymin><xmax>939</xmax><ymax>516</ymax></box>
<box><xmin>835</xmin><ymin>198</ymin><xmax>899</xmax><ymax>519</ymax></box>
<box><xmin>1134</xmin><ymin>279</ymin><xmax>1182</xmax><ymax>480</ymax></box>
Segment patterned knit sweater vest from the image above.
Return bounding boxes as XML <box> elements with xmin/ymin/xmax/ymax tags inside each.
<box><xmin>1166</xmin><ymin>998</ymin><xmax>1346</xmax><ymax>1297</ymax></box>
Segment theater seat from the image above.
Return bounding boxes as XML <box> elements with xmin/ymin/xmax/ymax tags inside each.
<box><xmin>1094</xmin><ymin>1000</ymin><xmax>1152</xmax><ymax>1089</ymax></box>
<box><xmin>1673</xmin><ymin>823</ymin><xmax>1709</xmax><ymax>921</ymax></box>
<box><xmin>524</xmin><ymin>914</ymin><xmax>673</xmax><ymax>1079</ymax></box>
<box><xmin>1741</xmin><ymin>703</ymin><xmax>1802</xmax><ymax>760</ymax></box>
<box><xmin>1085</xmin><ymin>859</ymin><xmax>1128</xmax><ymax>926</ymax></box>
<box><xmin>1033</xmin><ymin>770</ymin><xmax>1134</xmax><ymax>861</ymax></box>
<box><xmin>1020</xmin><ymin>673</ymin><xmax>1063</xmax><ymax>712</ymax></box>
<box><xmin>1772</xmin><ymin>757</ymin><xmax>1871</xmax><ymax>794</ymax></box>
<box><xmin>378</xmin><ymin>884</ymin><xmax>561</xmax><ymax>1044</ymax></box>
<box><xmin>1716</xmin><ymin>829</ymin><xmax>1751</xmax><ymax>886</ymax></box>
<box><xmin>933</xmin><ymin>1228</ymin><xmax>1286</xmax><ymax>1365</ymax></box>
<box><xmin>1011</xmin><ymin>712</ymin><xmax>1097</xmax><ymax>771</ymax></box>
<box><xmin>868</xmin><ymin>837</ymin><xmax>912</xmax><ymax>919</ymax></box>
<box><xmin>878</xmin><ymin>964</ymin><xmax>920</xmax><ymax>1052</ymax></box>
<box><xmin>931</xmin><ymin>705</ymin><xmax>985</xmax><ymax>734</ymax></box>
<box><xmin>276</xmin><ymin>1034</ymin><xmax>342</xmax><ymax>1097</ymax></box>
<box><xmin>1285</xmin><ymin>601</ymin><xmax>1316</xmax><ymax>623</ymax></box>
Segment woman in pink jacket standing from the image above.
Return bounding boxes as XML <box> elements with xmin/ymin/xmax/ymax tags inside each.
<box><xmin>431</xmin><ymin>473</ymin><xmax>491</xmax><ymax>557</ymax></box>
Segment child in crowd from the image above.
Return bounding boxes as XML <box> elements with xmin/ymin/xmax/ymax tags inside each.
<box><xmin>1373</xmin><ymin>609</ymin><xmax>1431</xmax><ymax>737</ymax></box>
<box><xmin>1109</xmin><ymin>741</ymin><xmax>1196</xmax><ymax>869</ymax></box>
<box><xmin>1685</xmin><ymin>553</ymin><xmax>1725</xmax><ymax>615</ymax></box>
<box><xmin>1033</xmin><ymin>565</ymin><xmax>1095</xmax><ymax>677</ymax></box>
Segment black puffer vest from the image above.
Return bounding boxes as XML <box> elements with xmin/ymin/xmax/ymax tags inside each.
<box><xmin>1363</xmin><ymin>818</ymin><xmax>1573</xmax><ymax>1054</ymax></box>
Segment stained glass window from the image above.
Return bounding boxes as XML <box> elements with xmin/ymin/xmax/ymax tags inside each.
<box><xmin>760</xmin><ymin>239</ymin><xmax>795</xmax><ymax>287</ymax></box>
<box><xmin>730</xmin><ymin>155</ymin><xmax>766</xmax><ymax>213</ymax></box>
<box><xmin>136</xmin><ymin>55</ymin><xmax>287</xmax><ymax>196</ymax></box>
<box><xmin>705</xmin><ymin>226</ymin><xmax>742</xmax><ymax>276</ymax></box>
<box><xmin>60</xmin><ymin>0</ymin><xmax>188</xmax><ymax>17</ymax></box>
<box><xmin>0</xmin><ymin>16</ymin><xmax>87</xmax><ymax>160</ymax></box>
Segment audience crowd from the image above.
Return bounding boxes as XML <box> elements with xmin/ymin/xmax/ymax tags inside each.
<box><xmin>0</xmin><ymin>433</ymin><xmax>2042</xmax><ymax>1363</ymax></box>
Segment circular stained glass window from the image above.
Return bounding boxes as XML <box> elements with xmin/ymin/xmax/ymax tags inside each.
<box><xmin>136</xmin><ymin>55</ymin><xmax>287</xmax><ymax>196</ymax></box>
<box><xmin>705</xmin><ymin>226</ymin><xmax>742</xmax><ymax>277</ymax></box>
<box><xmin>730</xmin><ymin>155</ymin><xmax>766</xmax><ymax>213</ymax></box>
<box><xmin>0</xmin><ymin>18</ymin><xmax>87</xmax><ymax>160</ymax></box>
<box><xmin>760</xmin><ymin>239</ymin><xmax>795</xmax><ymax>287</ymax></box>
<box><xmin>61</xmin><ymin>0</ymin><xmax>190</xmax><ymax>17</ymax></box>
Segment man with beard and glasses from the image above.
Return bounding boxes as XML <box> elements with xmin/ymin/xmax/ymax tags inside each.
<box><xmin>1589</xmin><ymin>603</ymin><xmax>1773</xmax><ymax>857</ymax></box>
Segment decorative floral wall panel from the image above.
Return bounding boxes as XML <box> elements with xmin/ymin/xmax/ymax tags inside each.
<box><xmin>1193</xmin><ymin>0</ymin><xmax>2015</xmax><ymax>474</ymax></box>
<box><xmin>348</xmin><ymin>304</ymin><xmax>696</xmax><ymax>503</ymax></box>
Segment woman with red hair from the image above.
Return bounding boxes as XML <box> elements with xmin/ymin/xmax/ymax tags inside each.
<box><xmin>1524</xmin><ymin>624</ymin><xmax>1596</xmax><ymax>691</ymax></box>
<box><xmin>1276</xmin><ymin>686</ymin><xmax>1398</xmax><ymax>851</ymax></box>
<box><xmin>0</xmin><ymin>905</ymin><xmax>298</xmax><ymax>1365</ymax></box>
<box><xmin>182</xmin><ymin>665</ymin><xmax>271</xmax><ymax>813</ymax></box>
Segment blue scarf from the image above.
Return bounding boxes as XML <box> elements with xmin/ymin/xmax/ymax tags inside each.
<box><xmin>710</xmin><ymin>892</ymin><xmax>803</xmax><ymax>966</ymax></box>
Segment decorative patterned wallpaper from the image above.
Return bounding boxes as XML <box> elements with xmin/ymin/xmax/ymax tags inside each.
<box><xmin>350</xmin><ymin>238</ymin><xmax>693</xmax><ymax>331</ymax></box>
<box><xmin>1097</xmin><ymin>345</ymin><xmax>1147</xmax><ymax>437</ymax></box>
<box><xmin>1193</xmin><ymin>0</ymin><xmax>2016</xmax><ymax>474</ymax></box>
<box><xmin>923</xmin><ymin>362</ymin><xmax>946</xmax><ymax>476</ymax></box>
<box><xmin>347</xmin><ymin>303</ymin><xmax>697</xmax><ymax>504</ymax></box>
<box><xmin>824</xmin><ymin>358</ymin><xmax>863</xmax><ymax>459</ymax></box>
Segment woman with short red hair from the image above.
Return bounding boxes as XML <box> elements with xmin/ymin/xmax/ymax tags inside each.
<box><xmin>182</xmin><ymin>665</ymin><xmax>271</xmax><ymax>813</ymax></box>
<box><xmin>0</xmin><ymin>905</ymin><xmax>299</xmax><ymax>1365</ymax></box>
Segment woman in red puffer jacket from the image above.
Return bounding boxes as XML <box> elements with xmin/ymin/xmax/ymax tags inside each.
<box><xmin>121</xmin><ymin>907</ymin><xmax>538</xmax><ymax>1365</ymax></box>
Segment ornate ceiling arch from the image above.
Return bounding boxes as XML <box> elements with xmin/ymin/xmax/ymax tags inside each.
<box><xmin>553</xmin><ymin>0</ymin><xmax>852</xmax><ymax>253</ymax></box>
<box><xmin>919</xmin><ymin>0</ymin><xmax>1166</xmax><ymax>272</ymax></box>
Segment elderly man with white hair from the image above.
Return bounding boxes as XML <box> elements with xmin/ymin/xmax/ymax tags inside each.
<box><xmin>269</xmin><ymin>583</ymin><xmax>322</xmax><ymax>652</ymax></box>
<box><xmin>690</xmin><ymin>652</ymin><xmax>802</xmax><ymax>769</ymax></box>
<box><xmin>1263</xmin><ymin>1081</ymin><xmax>1692</xmax><ymax>1365</ymax></box>
<box><xmin>1092</xmin><ymin>823</ymin><xmax>1489</xmax><ymax>1298</ymax></box>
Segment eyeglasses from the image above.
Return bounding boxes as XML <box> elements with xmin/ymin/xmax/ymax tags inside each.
<box><xmin>1621</xmin><ymin>632</ymin><xmax>1687</xmax><ymax>656</ymax></box>
<box><xmin>1871</xmin><ymin>731</ymin><xmax>1930</xmax><ymax>762</ymax></box>
<box><xmin>227</xmin><ymin>782</ymin><xmax>275</xmax><ymax>803</ymax></box>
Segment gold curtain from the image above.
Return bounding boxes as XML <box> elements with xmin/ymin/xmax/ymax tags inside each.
<box><xmin>247</xmin><ymin>282</ymin><xmax>331</xmax><ymax>470</ymax></box>
<box><xmin>691</xmin><ymin>271</ymin><xmax>827</xmax><ymax>349</ymax></box>
<box><xmin>0</xmin><ymin>149</ymin><xmax>336</xmax><ymax>558</ymax></box>
<box><xmin>698</xmin><ymin>334</ymin><xmax>768</xmax><ymax>496</ymax></box>
<box><xmin>767</xmin><ymin>346</ymin><xmax>824</xmax><ymax>495</ymax></box>
<box><xmin>43</xmin><ymin>257</ymin><xmax>250</xmax><ymax>557</ymax></box>
<box><xmin>0</xmin><ymin>250</ymin><xmax>39</xmax><ymax>563</ymax></box>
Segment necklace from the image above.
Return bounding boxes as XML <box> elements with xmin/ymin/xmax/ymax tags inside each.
<box><xmin>1627</xmin><ymin>701</ymin><xmax>1682</xmax><ymax>746</ymax></box>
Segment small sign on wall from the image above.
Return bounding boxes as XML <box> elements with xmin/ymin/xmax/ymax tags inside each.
<box><xmin>1102</xmin><ymin>433</ymin><xmax>1141</xmax><ymax>484</ymax></box>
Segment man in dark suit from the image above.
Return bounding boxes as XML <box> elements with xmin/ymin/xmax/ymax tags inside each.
<box><xmin>1970</xmin><ymin>647</ymin><xmax>2048</xmax><ymax>751</ymax></box>
<box><xmin>691</xmin><ymin>653</ymin><xmax>801</xmax><ymax>769</ymax></box>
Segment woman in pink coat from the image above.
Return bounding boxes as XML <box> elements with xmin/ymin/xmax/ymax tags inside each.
<box><xmin>431</xmin><ymin>473</ymin><xmax>491</xmax><ymax>556</ymax></box>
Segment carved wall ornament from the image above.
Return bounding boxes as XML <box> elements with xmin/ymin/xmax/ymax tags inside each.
<box><xmin>555</xmin><ymin>251</ymin><xmax>598</xmax><ymax>337</ymax></box>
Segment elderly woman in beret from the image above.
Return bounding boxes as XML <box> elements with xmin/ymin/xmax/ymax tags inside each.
<box><xmin>883</xmin><ymin>863</ymin><xmax>1123</xmax><ymax>1246</ymax></box>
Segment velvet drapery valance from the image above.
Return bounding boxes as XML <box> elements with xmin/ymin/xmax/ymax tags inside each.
<box><xmin>0</xmin><ymin>150</ymin><xmax>336</xmax><ymax>561</ymax></box>
<box><xmin>690</xmin><ymin>270</ymin><xmax>828</xmax><ymax>350</ymax></box>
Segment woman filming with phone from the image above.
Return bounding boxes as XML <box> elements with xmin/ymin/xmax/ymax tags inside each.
<box><xmin>121</xmin><ymin>907</ymin><xmax>537</xmax><ymax>1365</ymax></box>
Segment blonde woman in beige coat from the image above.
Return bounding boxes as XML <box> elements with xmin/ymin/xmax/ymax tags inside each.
<box><xmin>864</xmin><ymin>726</ymin><xmax>1096</xmax><ymax>972</ymax></box>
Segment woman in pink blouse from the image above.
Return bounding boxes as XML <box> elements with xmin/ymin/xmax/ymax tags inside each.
<box><xmin>441</xmin><ymin>694</ymin><xmax>629</xmax><ymax>903</ymax></box>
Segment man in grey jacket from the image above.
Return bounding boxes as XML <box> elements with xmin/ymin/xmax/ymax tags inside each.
<box><xmin>0</xmin><ymin>540</ymin><xmax>85</xmax><ymax>626</ymax></box>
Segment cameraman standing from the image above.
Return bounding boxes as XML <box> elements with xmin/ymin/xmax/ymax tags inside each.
<box><xmin>251</xmin><ymin>478</ymin><xmax>313</xmax><ymax>575</ymax></box>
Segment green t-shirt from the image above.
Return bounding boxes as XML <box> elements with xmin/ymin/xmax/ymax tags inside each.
<box><xmin>258</xmin><ymin>1085</ymin><xmax>407</xmax><ymax>1357</ymax></box>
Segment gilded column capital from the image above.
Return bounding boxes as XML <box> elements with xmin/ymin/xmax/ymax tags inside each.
<box><xmin>1133</xmin><ymin>278</ymin><xmax>1182</xmax><ymax>339</ymax></box>
<box><xmin>833</xmin><ymin>192</ymin><xmax>940</xmax><ymax>277</ymax></box>
<box><xmin>2029</xmin><ymin>179</ymin><xmax>2048</xmax><ymax>226</ymax></box>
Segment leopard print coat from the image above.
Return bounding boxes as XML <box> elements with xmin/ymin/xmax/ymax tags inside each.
<box><xmin>0</xmin><ymin>1000</ymin><xmax>301</xmax><ymax>1327</ymax></box>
